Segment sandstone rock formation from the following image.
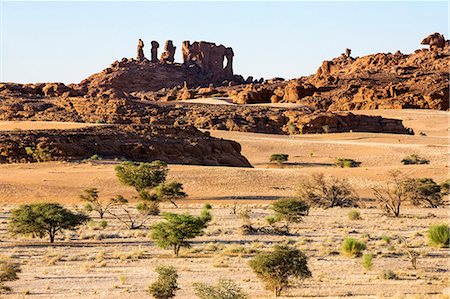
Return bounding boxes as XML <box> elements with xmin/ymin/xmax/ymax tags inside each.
<box><xmin>182</xmin><ymin>41</ymin><xmax>235</xmax><ymax>81</ymax></box>
<box><xmin>421</xmin><ymin>32</ymin><xmax>448</xmax><ymax>49</ymax></box>
<box><xmin>151</xmin><ymin>41</ymin><xmax>159</xmax><ymax>62</ymax></box>
<box><xmin>160</xmin><ymin>40</ymin><xmax>176</xmax><ymax>64</ymax></box>
<box><xmin>136</xmin><ymin>39</ymin><xmax>145</xmax><ymax>62</ymax></box>
<box><xmin>0</xmin><ymin>124</ymin><xmax>252</xmax><ymax>167</ymax></box>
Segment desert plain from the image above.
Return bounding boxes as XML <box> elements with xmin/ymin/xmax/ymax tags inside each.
<box><xmin>0</xmin><ymin>108</ymin><xmax>448</xmax><ymax>298</ymax></box>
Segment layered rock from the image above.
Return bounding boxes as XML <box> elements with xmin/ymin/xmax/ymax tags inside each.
<box><xmin>0</xmin><ymin>124</ymin><xmax>252</xmax><ymax>167</ymax></box>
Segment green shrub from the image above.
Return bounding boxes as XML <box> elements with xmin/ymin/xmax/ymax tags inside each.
<box><xmin>249</xmin><ymin>245</ymin><xmax>311</xmax><ymax>297</ymax></box>
<box><xmin>0</xmin><ymin>260</ymin><xmax>21</xmax><ymax>293</ymax></box>
<box><xmin>428</xmin><ymin>224</ymin><xmax>449</xmax><ymax>247</ymax></box>
<box><xmin>270</xmin><ymin>154</ymin><xmax>288</xmax><ymax>165</ymax></box>
<box><xmin>193</xmin><ymin>278</ymin><xmax>248</xmax><ymax>299</ymax></box>
<box><xmin>342</xmin><ymin>237</ymin><xmax>366</xmax><ymax>257</ymax></box>
<box><xmin>380</xmin><ymin>269</ymin><xmax>397</xmax><ymax>280</ymax></box>
<box><xmin>335</xmin><ymin>158</ymin><xmax>361</xmax><ymax>168</ymax></box>
<box><xmin>401</xmin><ymin>154</ymin><xmax>429</xmax><ymax>165</ymax></box>
<box><xmin>148</xmin><ymin>266</ymin><xmax>178</xmax><ymax>298</ymax></box>
<box><xmin>270</xmin><ymin>199</ymin><xmax>309</xmax><ymax>233</ymax></box>
<box><xmin>348</xmin><ymin>209</ymin><xmax>361</xmax><ymax>220</ymax></box>
<box><xmin>361</xmin><ymin>253</ymin><xmax>373</xmax><ymax>270</ymax></box>
<box><xmin>440</xmin><ymin>179</ymin><xmax>450</xmax><ymax>195</ymax></box>
<box><xmin>98</xmin><ymin>220</ymin><xmax>108</xmax><ymax>229</ymax></box>
<box><xmin>381</xmin><ymin>235</ymin><xmax>391</xmax><ymax>244</ymax></box>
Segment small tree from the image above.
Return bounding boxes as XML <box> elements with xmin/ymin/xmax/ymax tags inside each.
<box><xmin>107</xmin><ymin>195</ymin><xmax>158</xmax><ymax>229</ymax></box>
<box><xmin>80</xmin><ymin>188</ymin><xmax>118</xmax><ymax>219</ymax></box>
<box><xmin>193</xmin><ymin>278</ymin><xmax>248</xmax><ymax>299</ymax></box>
<box><xmin>372</xmin><ymin>171</ymin><xmax>409</xmax><ymax>217</ymax></box>
<box><xmin>0</xmin><ymin>260</ymin><xmax>21</xmax><ymax>293</ymax></box>
<box><xmin>297</xmin><ymin>173</ymin><xmax>358</xmax><ymax>208</ymax></box>
<box><xmin>405</xmin><ymin>178</ymin><xmax>442</xmax><ymax>208</ymax></box>
<box><xmin>270</xmin><ymin>199</ymin><xmax>309</xmax><ymax>234</ymax></box>
<box><xmin>148</xmin><ymin>265</ymin><xmax>178</xmax><ymax>299</ymax></box>
<box><xmin>270</xmin><ymin>154</ymin><xmax>289</xmax><ymax>165</ymax></box>
<box><xmin>151</xmin><ymin>205</ymin><xmax>211</xmax><ymax>257</ymax></box>
<box><xmin>8</xmin><ymin>203</ymin><xmax>89</xmax><ymax>243</ymax></box>
<box><xmin>249</xmin><ymin>245</ymin><xmax>311</xmax><ymax>297</ymax></box>
<box><xmin>154</xmin><ymin>181</ymin><xmax>187</xmax><ymax>208</ymax></box>
<box><xmin>115</xmin><ymin>161</ymin><xmax>168</xmax><ymax>192</ymax></box>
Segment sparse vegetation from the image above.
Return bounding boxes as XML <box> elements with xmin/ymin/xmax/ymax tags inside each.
<box><xmin>148</xmin><ymin>266</ymin><xmax>178</xmax><ymax>299</ymax></box>
<box><xmin>270</xmin><ymin>154</ymin><xmax>289</xmax><ymax>165</ymax></box>
<box><xmin>0</xmin><ymin>260</ymin><xmax>21</xmax><ymax>293</ymax></box>
<box><xmin>401</xmin><ymin>154</ymin><xmax>429</xmax><ymax>165</ymax></box>
<box><xmin>427</xmin><ymin>224</ymin><xmax>449</xmax><ymax>247</ymax></box>
<box><xmin>361</xmin><ymin>253</ymin><xmax>373</xmax><ymax>270</ymax></box>
<box><xmin>269</xmin><ymin>198</ymin><xmax>309</xmax><ymax>234</ymax></box>
<box><xmin>115</xmin><ymin>160</ymin><xmax>168</xmax><ymax>192</ymax></box>
<box><xmin>405</xmin><ymin>178</ymin><xmax>442</xmax><ymax>208</ymax></box>
<box><xmin>348</xmin><ymin>209</ymin><xmax>361</xmax><ymax>220</ymax></box>
<box><xmin>342</xmin><ymin>237</ymin><xmax>366</xmax><ymax>257</ymax></box>
<box><xmin>8</xmin><ymin>203</ymin><xmax>89</xmax><ymax>243</ymax></box>
<box><xmin>80</xmin><ymin>188</ymin><xmax>118</xmax><ymax>219</ymax></box>
<box><xmin>107</xmin><ymin>195</ymin><xmax>157</xmax><ymax>229</ymax></box>
<box><xmin>249</xmin><ymin>245</ymin><xmax>311</xmax><ymax>297</ymax></box>
<box><xmin>335</xmin><ymin>158</ymin><xmax>361</xmax><ymax>168</ymax></box>
<box><xmin>193</xmin><ymin>278</ymin><xmax>248</xmax><ymax>299</ymax></box>
<box><xmin>297</xmin><ymin>173</ymin><xmax>358</xmax><ymax>208</ymax></box>
<box><xmin>154</xmin><ymin>181</ymin><xmax>187</xmax><ymax>208</ymax></box>
<box><xmin>151</xmin><ymin>204</ymin><xmax>212</xmax><ymax>256</ymax></box>
<box><xmin>372</xmin><ymin>171</ymin><xmax>409</xmax><ymax>217</ymax></box>
<box><xmin>381</xmin><ymin>269</ymin><xmax>397</xmax><ymax>280</ymax></box>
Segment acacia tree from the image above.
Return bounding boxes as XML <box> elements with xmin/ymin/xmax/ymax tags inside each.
<box><xmin>270</xmin><ymin>199</ymin><xmax>309</xmax><ymax>234</ymax></box>
<box><xmin>249</xmin><ymin>245</ymin><xmax>311</xmax><ymax>297</ymax></box>
<box><xmin>151</xmin><ymin>205</ymin><xmax>211</xmax><ymax>257</ymax></box>
<box><xmin>297</xmin><ymin>173</ymin><xmax>358</xmax><ymax>208</ymax></box>
<box><xmin>80</xmin><ymin>188</ymin><xmax>118</xmax><ymax>219</ymax></box>
<box><xmin>107</xmin><ymin>195</ymin><xmax>158</xmax><ymax>229</ymax></box>
<box><xmin>154</xmin><ymin>181</ymin><xmax>187</xmax><ymax>208</ymax></box>
<box><xmin>404</xmin><ymin>178</ymin><xmax>442</xmax><ymax>208</ymax></box>
<box><xmin>372</xmin><ymin>171</ymin><xmax>410</xmax><ymax>217</ymax></box>
<box><xmin>115</xmin><ymin>161</ymin><xmax>168</xmax><ymax>193</ymax></box>
<box><xmin>8</xmin><ymin>203</ymin><xmax>89</xmax><ymax>243</ymax></box>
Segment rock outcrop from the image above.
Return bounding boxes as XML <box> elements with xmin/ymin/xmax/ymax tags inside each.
<box><xmin>160</xmin><ymin>40</ymin><xmax>176</xmax><ymax>64</ymax></box>
<box><xmin>0</xmin><ymin>124</ymin><xmax>252</xmax><ymax>167</ymax></box>
<box><xmin>151</xmin><ymin>41</ymin><xmax>159</xmax><ymax>63</ymax></box>
<box><xmin>136</xmin><ymin>39</ymin><xmax>145</xmax><ymax>62</ymax></box>
<box><xmin>421</xmin><ymin>32</ymin><xmax>448</xmax><ymax>49</ymax></box>
<box><xmin>182</xmin><ymin>41</ymin><xmax>235</xmax><ymax>81</ymax></box>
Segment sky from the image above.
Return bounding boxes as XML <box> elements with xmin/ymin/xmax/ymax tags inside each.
<box><xmin>0</xmin><ymin>1</ymin><xmax>448</xmax><ymax>84</ymax></box>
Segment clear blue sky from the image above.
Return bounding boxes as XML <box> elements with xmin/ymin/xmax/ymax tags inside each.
<box><xmin>1</xmin><ymin>1</ymin><xmax>448</xmax><ymax>84</ymax></box>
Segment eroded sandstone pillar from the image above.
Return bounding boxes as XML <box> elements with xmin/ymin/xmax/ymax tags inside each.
<box><xmin>136</xmin><ymin>39</ymin><xmax>145</xmax><ymax>62</ymax></box>
<box><xmin>160</xmin><ymin>40</ymin><xmax>176</xmax><ymax>64</ymax></box>
<box><xmin>151</xmin><ymin>41</ymin><xmax>159</xmax><ymax>63</ymax></box>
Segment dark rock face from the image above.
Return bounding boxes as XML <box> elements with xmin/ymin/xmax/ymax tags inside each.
<box><xmin>160</xmin><ymin>40</ymin><xmax>176</xmax><ymax>64</ymax></box>
<box><xmin>0</xmin><ymin>97</ymin><xmax>413</xmax><ymax>135</ymax></box>
<box><xmin>0</xmin><ymin>124</ymin><xmax>252</xmax><ymax>167</ymax></box>
<box><xmin>421</xmin><ymin>32</ymin><xmax>448</xmax><ymax>49</ymax></box>
<box><xmin>136</xmin><ymin>39</ymin><xmax>145</xmax><ymax>62</ymax></box>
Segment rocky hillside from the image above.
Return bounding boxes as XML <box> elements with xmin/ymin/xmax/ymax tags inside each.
<box><xmin>0</xmin><ymin>124</ymin><xmax>251</xmax><ymax>167</ymax></box>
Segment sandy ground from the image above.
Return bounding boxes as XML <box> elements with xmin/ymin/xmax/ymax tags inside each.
<box><xmin>0</xmin><ymin>109</ymin><xmax>448</xmax><ymax>298</ymax></box>
<box><xmin>0</xmin><ymin>109</ymin><xmax>447</xmax><ymax>203</ymax></box>
<box><xmin>0</xmin><ymin>121</ymin><xmax>98</xmax><ymax>131</ymax></box>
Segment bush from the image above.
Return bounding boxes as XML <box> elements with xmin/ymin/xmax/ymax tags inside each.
<box><xmin>8</xmin><ymin>203</ymin><xmax>89</xmax><ymax>243</ymax></box>
<box><xmin>148</xmin><ymin>266</ymin><xmax>178</xmax><ymax>299</ymax></box>
<box><xmin>270</xmin><ymin>154</ymin><xmax>288</xmax><ymax>165</ymax></box>
<box><xmin>0</xmin><ymin>261</ymin><xmax>21</xmax><ymax>293</ymax></box>
<box><xmin>154</xmin><ymin>181</ymin><xmax>187</xmax><ymax>208</ymax></box>
<box><xmin>270</xmin><ymin>199</ymin><xmax>309</xmax><ymax>233</ymax></box>
<box><xmin>151</xmin><ymin>207</ymin><xmax>211</xmax><ymax>257</ymax></box>
<box><xmin>297</xmin><ymin>173</ymin><xmax>358</xmax><ymax>208</ymax></box>
<box><xmin>381</xmin><ymin>235</ymin><xmax>391</xmax><ymax>244</ymax></box>
<box><xmin>80</xmin><ymin>188</ymin><xmax>118</xmax><ymax>219</ymax></box>
<box><xmin>405</xmin><ymin>178</ymin><xmax>442</xmax><ymax>208</ymax></box>
<box><xmin>372</xmin><ymin>171</ymin><xmax>409</xmax><ymax>217</ymax></box>
<box><xmin>381</xmin><ymin>269</ymin><xmax>397</xmax><ymax>280</ymax></box>
<box><xmin>401</xmin><ymin>154</ymin><xmax>429</xmax><ymax>165</ymax></box>
<box><xmin>440</xmin><ymin>179</ymin><xmax>450</xmax><ymax>195</ymax></box>
<box><xmin>98</xmin><ymin>220</ymin><xmax>108</xmax><ymax>229</ymax></box>
<box><xmin>348</xmin><ymin>209</ymin><xmax>361</xmax><ymax>220</ymax></box>
<box><xmin>193</xmin><ymin>278</ymin><xmax>248</xmax><ymax>299</ymax></box>
<box><xmin>335</xmin><ymin>158</ymin><xmax>361</xmax><ymax>168</ymax></box>
<box><xmin>249</xmin><ymin>245</ymin><xmax>311</xmax><ymax>297</ymax></box>
<box><xmin>342</xmin><ymin>237</ymin><xmax>366</xmax><ymax>257</ymax></box>
<box><xmin>361</xmin><ymin>253</ymin><xmax>373</xmax><ymax>270</ymax></box>
<box><xmin>115</xmin><ymin>161</ymin><xmax>168</xmax><ymax>192</ymax></box>
<box><xmin>428</xmin><ymin>224</ymin><xmax>449</xmax><ymax>247</ymax></box>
